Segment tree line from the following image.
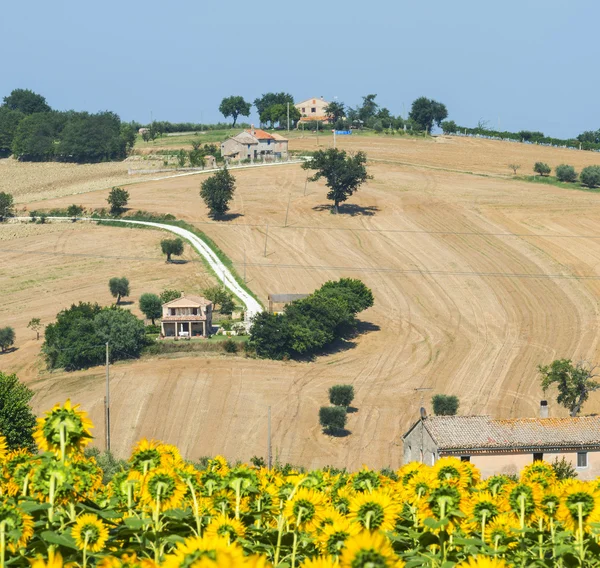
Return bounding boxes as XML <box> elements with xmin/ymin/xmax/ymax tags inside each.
<box><xmin>0</xmin><ymin>88</ymin><xmax>136</xmax><ymax>162</ymax></box>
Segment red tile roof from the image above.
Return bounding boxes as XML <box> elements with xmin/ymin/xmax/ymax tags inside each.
<box><xmin>246</xmin><ymin>129</ymin><xmax>274</xmax><ymax>140</ymax></box>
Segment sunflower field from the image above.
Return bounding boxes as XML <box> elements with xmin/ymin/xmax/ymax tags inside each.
<box><xmin>2</xmin><ymin>401</ymin><xmax>600</xmax><ymax>567</ymax></box>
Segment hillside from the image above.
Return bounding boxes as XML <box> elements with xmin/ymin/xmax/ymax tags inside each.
<box><xmin>2</xmin><ymin>134</ymin><xmax>600</xmax><ymax>469</ymax></box>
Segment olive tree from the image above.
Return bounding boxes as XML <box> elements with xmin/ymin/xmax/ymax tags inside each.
<box><xmin>109</xmin><ymin>277</ymin><xmax>130</xmax><ymax>304</ymax></box>
<box><xmin>139</xmin><ymin>293</ymin><xmax>162</xmax><ymax>325</ymax></box>
<box><xmin>432</xmin><ymin>394</ymin><xmax>460</xmax><ymax>416</ymax></box>
<box><xmin>0</xmin><ymin>192</ymin><xmax>14</xmax><ymax>221</ymax></box>
<box><xmin>160</xmin><ymin>238</ymin><xmax>184</xmax><ymax>262</ymax></box>
<box><xmin>329</xmin><ymin>385</ymin><xmax>355</xmax><ymax>407</ymax></box>
<box><xmin>319</xmin><ymin>406</ymin><xmax>347</xmax><ymax>435</ymax></box>
<box><xmin>555</xmin><ymin>164</ymin><xmax>577</xmax><ymax>182</ymax></box>
<box><xmin>107</xmin><ymin>187</ymin><xmax>129</xmax><ymax>215</ymax></box>
<box><xmin>533</xmin><ymin>162</ymin><xmax>551</xmax><ymax>176</ymax></box>
<box><xmin>580</xmin><ymin>166</ymin><xmax>600</xmax><ymax>188</ymax></box>
<box><xmin>0</xmin><ymin>327</ymin><xmax>16</xmax><ymax>352</ymax></box>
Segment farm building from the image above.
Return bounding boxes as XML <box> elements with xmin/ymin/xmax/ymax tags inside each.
<box><xmin>295</xmin><ymin>96</ymin><xmax>330</xmax><ymax>123</ymax></box>
<box><xmin>220</xmin><ymin>128</ymin><xmax>288</xmax><ymax>161</ymax></box>
<box><xmin>402</xmin><ymin>403</ymin><xmax>600</xmax><ymax>480</ymax></box>
<box><xmin>160</xmin><ymin>293</ymin><xmax>212</xmax><ymax>338</ymax></box>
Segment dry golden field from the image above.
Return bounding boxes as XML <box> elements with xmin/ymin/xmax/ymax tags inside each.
<box><xmin>3</xmin><ymin>134</ymin><xmax>600</xmax><ymax>470</ymax></box>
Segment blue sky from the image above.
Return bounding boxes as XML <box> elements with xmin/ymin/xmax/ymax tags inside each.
<box><xmin>1</xmin><ymin>0</ymin><xmax>595</xmax><ymax>138</ymax></box>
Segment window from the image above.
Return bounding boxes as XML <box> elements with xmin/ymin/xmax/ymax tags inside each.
<box><xmin>169</xmin><ymin>308</ymin><xmax>176</xmax><ymax>316</ymax></box>
<box><xmin>311</xmin><ymin>107</ymin><xmax>317</xmax><ymax>113</ymax></box>
<box><xmin>460</xmin><ymin>456</ymin><xmax>471</xmax><ymax>462</ymax></box>
<box><xmin>192</xmin><ymin>308</ymin><xmax>198</xmax><ymax>315</ymax></box>
<box><xmin>533</xmin><ymin>453</ymin><xmax>543</xmax><ymax>462</ymax></box>
<box><xmin>302</xmin><ymin>107</ymin><xmax>305</xmax><ymax>113</ymax></box>
<box><xmin>577</xmin><ymin>452</ymin><xmax>588</xmax><ymax>468</ymax></box>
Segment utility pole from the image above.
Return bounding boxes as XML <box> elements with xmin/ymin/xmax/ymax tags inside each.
<box><xmin>414</xmin><ymin>387</ymin><xmax>432</xmax><ymax>464</ymax></box>
<box><xmin>287</xmin><ymin>102</ymin><xmax>290</xmax><ymax>132</ymax></box>
<box><xmin>316</xmin><ymin>120</ymin><xmax>319</xmax><ymax>146</ymax></box>
<box><xmin>284</xmin><ymin>193</ymin><xmax>291</xmax><ymax>227</ymax></box>
<box><xmin>333</xmin><ymin>129</ymin><xmax>336</xmax><ymax>149</ymax></box>
<box><xmin>304</xmin><ymin>176</ymin><xmax>308</xmax><ymax>196</ymax></box>
<box><xmin>105</xmin><ymin>342</ymin><xmax>111</xmax><ymax>453</ymax></box>
<box><xmin>267</xmin><ymin>406</ymin><xmax>272</xmax><ymax>470</ymax></box>
<box><xmin>263</xmin><ymin>224</ymin><xmax>269</xmax><ymax>257</ymax></box>
<box><xmin>243</xmin><ymin>248</ymin><xmax>246</xmax><ymax>282</ymax></box>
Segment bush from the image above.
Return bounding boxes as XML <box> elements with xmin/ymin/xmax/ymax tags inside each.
<box><xmin>145</xmin><ymin>324</ymin><xmax>161</xmax><ymax>334</ymax></box>
<box><xmin>319</xmin><ymin>406</ymin><xmax>347</xmax><ymax>434</ymax></box>
<box><xmin>552</xmin><ymin>456</ymin><xmax>577</xmax><ymax>480</ymax></box>
<box><xmin>533</xmin><ymin>162</ymin><xmax>551</xmax><ymax>176</ymax></box>
<box><xmin>223</xmin><ymin>339</ymin><xmax>238</xmax><ymax>353</ymax></box>
<box><xmin>0</xmin><ymin>371</ymin><xmax>36</xmax><ymax>450</ymax></box>
<box><xmin>580</xmin><ymin>165</ymin><xmax>600</xmax><ymax>188</ymax></box>
<box><xmin>329</xmin><ymin>384</ymin><xmax>355</xmax><ymax>407</ymax></box>
<box><xmin>0</xmin><ymin>327</ymin><xmax>15</xmax><ymax>352</ymax></box>
<box><xmin>432</xmin><ymin>394</ymin><xmax>459</xmax><ymax>416</ymax></box>
<box><xmin>555</xmin><ymin>164</ymin><xmax>577</xmax><ymax>182</ymax></box>
<box><xmin>107</xmin><ymin>187</ymin><xmax>129</xmax><ymax>215</ymax></box>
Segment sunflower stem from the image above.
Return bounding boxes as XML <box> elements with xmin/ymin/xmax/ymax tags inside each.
<box><xmin>273</xmin><ymin>513</ymin><xmax>285</xmax><ymax>566</ymax></box>
<box><xmin>82</xmin><ymin>532</ymin><xmax>89</xmax><ymax>568</ymax></box>
<box><xmin>233</xmin><ymin>478</ymin><xmax>242</xmax><ymax>521</ymax></box>
<box><xmin>481</xmin><ymin>512</ymin><xmax>487</xmax><ymax>544</ymax></box>
<box><xmin>49</xmin><ymin>473</ymin><xmax>57</xmax><ymax>524</ymax></box>
<box><xmin>186</xmin><ymin>479</ymin><xmax>202</xmax><ymax>536</ymax></box>
<box><xmin>290</xmin><ymin>508</ymin><xmax>303</xmax><ymax>568</ymax></box>
<box><xmin>577</xmin><ymin>502</ymin><xmax>584</xmax><ymax>560</ymax></box>
<box><xmin>21</xmin><ymin>473</ymin><xmax>30</xmax><ymax>497</ymax></box>
<box><xmin>519</xmin><ymin>494</ymin><xmax>525</xmax><ymax>531</ymax></box>
<box><xmin>59</xmin><ymin>423</ymin><xmax>67</xmax><ymax>465</ymax></box>
<box><xmin>0</xmin><ymin>521</ymin><xmax>6</xmax><ymax>568</ymax></box>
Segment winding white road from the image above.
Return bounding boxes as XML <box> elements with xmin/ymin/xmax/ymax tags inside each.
<box><xmin>16</xmin><ymin>216</ymin><xmax>263</xmax><ymax>320</ymax></box>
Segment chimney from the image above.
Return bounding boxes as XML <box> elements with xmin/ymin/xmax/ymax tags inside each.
<box><xmin>540</xmin><ymin>400</ymin><xmax>549</xmax><ymax>419</ymax></box>
<box><xmin>180</xmin><ymin>291</ymin><xmax>185</xmax><ymax>298</ymax></box>
<box><xmin>251</xmin><ymin>124</ymin><xmax>256</xmax><ymax>136</ymax></box>
<box><xmin>420</xmin><ymin>407</ymin><xmax>427</xmax><ymax>420</ymax></box>
<box><xmin>320</xmin><ymin>95</ymin><xmax>324</xmax><ymax>100</ymax></box>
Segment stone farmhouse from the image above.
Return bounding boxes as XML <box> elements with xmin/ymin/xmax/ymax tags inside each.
<box><xmin>295</xmin><ymin>96</ymin><xmax>330</xmax><ymax>123</ymax></box>
<box><xmin>402</xmin><ymin>403</ymin><xmax>600</xmax><ymax>480</ymax></box>
<box><xmin>160</xmin><ymin>293</ymin><xmax>212</xmax><ymax>338</ymax></box>
<box><xmin>220</xmin><ymin>128</ymin><xmax>288</xmax><ymax>161</ymax></box>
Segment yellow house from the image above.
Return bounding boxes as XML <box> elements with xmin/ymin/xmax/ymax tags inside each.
<box><xmin>295</xmin><ymin>96</ymin><xmax>330</xmax><ymax>123</ymax></box>
<box><xmin>402</xmin><ymin>407</ymin><xmax>600</xmax><ymax>480</ymax></box>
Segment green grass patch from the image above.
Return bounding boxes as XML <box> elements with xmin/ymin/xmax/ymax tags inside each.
<box><xmin>143</xmin><ymin>336</ymin><xmax>248</xmax><ymax>356</ymax></box>
<box><xmin>517</xmin><ymin>175</ymin><xmax>600</xmax><ymax>193</ymax></box>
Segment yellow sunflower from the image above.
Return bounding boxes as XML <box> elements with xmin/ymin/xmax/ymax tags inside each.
<box><xmin>456</xmin><ymin>557</ymin><xmax>508</xmax><ymax>568</ymax></box>
<box><xmin>404</xmin><ymin>470</ymin><xmax>436</xmax><ymax>502</ymax></box>
<box><xmin>284</xmin><ymin>487</ymin><xmax>327</xmax><ymax>531</ymax></box>
<box><xmin>461</xmin><ymin>491</ymin><xmax>508</xmax><ymax>535</ymax></box>
<box><xmin>207</xmin><ymin>455</ymin><xmax>230</xmax><ymax>475</ymax></box>
<box><xmin>0</xmin><ymin>435</ymin><xmax>8</xmax><ymax>461</ymax></box>
<box><xmin>129</xmin><ymin>439</ymin><xmax>163</xmax><ymax>474</ymax></box>
<box><xmin>340</xmin><ymin>531</ymin><xmax>401</xmax><ymax>568</ymax></box>
<box><xmin>556</xmin><ymin>481</ymin><xmax>600</xmax><ymax>533</ymax></box>
<box><xmin>433</xmin><ymin>457</ymin><xmax>470</xmax><ymax>489</ymax></box>
<box><xmin>520</xmin><ymin>461</ymin><xmax>556</xmax><ymax>488</ymax></box>
<box><xmin>485</xmin><ymin>513</ymin><xmax>519</xmax><ymax>550</ymax></box>
<box><xmin>34</xmin><ymin>400</ymin><xmax>93</xmax><ymax>456</ymax></box>
<box><xmin>317</xmin><ymin>518</ymin><xmax>361</xmax><ymax>555</ymax></box>
<box><xmin>161</xmin><ymin>536</ymin><xmax>245</xmax><ymax>568</ymax></box>
<box><xmin>29</xmin><ymin>550</ymin><xmax>64</xmax><ymax>568</ymax></box>
<box><xmin>158</xmin><ymin>443</ymin><xmax>184</xmax><ymax>468</ymax></box>
<box><xmin>348</xmin><ymin>490</ymin><xmax>401</xmax><ymax>531</ymax></box>
<box><xmin>98</xmin><ymin>553</ymin><xmax>157</xmax><ymax>568</ymax></box>
<box><xmin>0</xmin><ymin>500</ymin><xmax>34</xmax><ymax>552</ymax></box>
<box><xmin>71</xmin><ymin>513</ymin><xmax>109</xmax><ymax>553</ymax></box>
<box><xmin>140</xmin><ymin>467</ymin><xmax>186</xmax><ymax>512</ymax></box>
<box><xmin>300</xmin><ymin>557</ymin><xmax>340</xmax><ymax>567</ymax></box>
<box><xmin>204</xmin><ymin>514</ymin><xmax>246</xmax><ymax>543</ymax></box>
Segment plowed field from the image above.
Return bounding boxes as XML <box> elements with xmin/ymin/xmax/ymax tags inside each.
<box><xmin>4</xmin><ymin>135</ymin><xmax>600</xmax><ymax>470</ymax></box>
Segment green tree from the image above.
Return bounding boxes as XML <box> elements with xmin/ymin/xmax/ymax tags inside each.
<box><xmin>0</xmin><ymin>192</ymin><xmax>14</xmax><ymax>221</ymax></box>
<box><xmin>219</xmin><ymin>96</ymin><xmax>251</xmax><ymax>126</ymax></box>
<box><xmin>84</xmin><ymin>447</ymin><xmax>130</xmax><ymax>483</ymax></box>
<box><xmin>160</xmin><ymin>289</ymin><xmax>181</xmax><ymax>303</ymax></box>
<box><xmin>539</xmin><ymin>359</ymin><xmax>600</xmax><ymax>416</ymax></box>
<box><xmin>508</xmin><ymin>164</ymin><xmax>521</xmax><ymax>175</ymax></box>
<box><xmin>409</xmin><ymin>97</ymin><xmax>448</xmax><ymax>132</ymax></box>
<box><xmin>27</xmin><ymin>317</ymin><xmax>42</xmax><ymax>340</ymax></box>
<box><xmin>248</xmin><ymin>312</ymin><xmax>292</xmax><ymax>359</ymax></box>
<box><xmin>11</xmin><ymin>112</ymin><xmax>62</xmax><ymax>161</ymax></box>
<box><xmin>580</xmin><ymin>166</ymin><xmax>600</xmax><ymax>188</ymax></box>
<box><xmin>317</xmin><ymin>278</ymin><xmax>374</xmax><ymax>315</ymax></box>
<box><xmin>3</xmin><ymin>89</ymin><xmax>51</xmax><ymax>114</ymax></box>
<box><xmin>261</xmin><ymin>104</ymin><xmax>301</xmax><ymax>129</ymax></box>
<box><xmin>0</xmin><ymin>107</ymin><xmax>24</xmax><ymax>154</ymax></box>
<box><xmin>43</xmin><ymin>303</ymin><xmax>146</xmax><ymax>370</ymax></box>
<box><xmin>440</xmin><ymin>120</ymin><xmax>458</xmax><ymax>134</ymax></box>
<box><xmin>302</xmin><ymin>148</ymin><xmax>371</xmax><ymax>213</ymax></box>
<box><xmin>0</xmin><ymin>327</ymin><xmax>15</xmax><ymax>352</ymax></box>
<box><xmin>0</xmin><ymin>372</ymin><xmax>37</xmax><ymax>450</ymax></box>
<box><xmin>254</xmin><ymin>92</ymin><xmax>295</xmax><ymax>127</ymax></box>
<box><xmin>432</xmin><ymin>394</ymin><xmax>460</xmax><ymax>416</ymax></box>
<box><xmin>329</xmin><ymin>384</ymin><xmax>355</xmax><ymax>407</ymax></box>
<box><xmin>324</xmin><ymin>101</ymin><xmax>346</xmax><ymax>123</ymax></box>
<box><xmin>555</xmin><ymin>164</ymin><xmax>577</xmax><ymax>182</ymax></box>
<box><xmin>177</xmin><ymin>149</ymin><xmax>187</xmax><ymax>168</ymax></box>
<box><xmin>67</xmin><ymin>204</ymin><xmax>84</xmax><ymax>220</ymax></box>
<box><xmin>160</xmin><ymin>238</ymin><xmax>184</xmax><ymax>262</ymax></box>
<box><xmin>203</xmin><ymin>286</ymin><xmax>235</xmax><ymax>313</ymax></box>
<box><xmin>220</xmin><ymin>294</ymin><xmax>235</xmax><ymax>315</ymax></box>
<box><xmin>551</xmin><ymin>456</ymin><xmax>577</xmax><ymax>480</ymax></box>
<box><xmin>107</xmin><ymin>187</ymin><xmax>129</xmax><ymax>215</ymax></box>
<box><xmin>139</xmin><ymin>293</ymin><xmax>162</xmax><ymax>325</ymax></box>
<box><xmin>319</xmin><ymin>406</ymin><xmax>347</xmax><ymax>435</ymax></box>
<box><xmin>533</xmin><ymin>162</ymin><xmax>551</xmax><ymax>176</ymax></box>
<box><xmin>200</xmin><ymin>167</ymin><xmax>236</xmax><ymax>218</ymax></box>
<box><xmin>358</xmin><ymin>94</ymin><xmax>379</xmax><ymax>123</ymax></box>
<box><xmin>109</xmin><ymin>277</ymin><xmax>130</xmax><ymax>304</ymax></box>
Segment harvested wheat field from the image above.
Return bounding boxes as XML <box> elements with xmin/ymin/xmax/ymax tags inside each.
<box><xmin>5</xmin><ymin>135</ymin><xmax>600</xmax><ymax>470</ymax></box>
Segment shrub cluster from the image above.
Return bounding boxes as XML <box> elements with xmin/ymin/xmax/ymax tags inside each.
<box><xmin>43</xmin><ymin>302</ymin><xmax>147</xmax><ymax>370</ymax></box>
<box><xmin>249</xmin><ymin>278</ymin><xmax>374</xmax><ymax>359</ymax></box>
<box><xmin>320</xmin><ymin>384</ymin><xmax>356</xmax><ymax>434</ymax></box>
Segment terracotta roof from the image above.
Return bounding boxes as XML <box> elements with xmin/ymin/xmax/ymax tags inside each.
<box><xmin>246</xmin><ymin>128</ymin><xmax>274</xmax><ymax>140</ymax></box>
<box><xmin>268</xmin><ymin>293</ymin><xmax>309</xmax><ymax>303</ymax></box>
<box><xmin>162</xmin><ymin>295</ymin><xmax>212</xmax><ymax>308</ymax></box>
<box><xmin>413</xmin><ymin>415</ymin><xmax>600</xmax><ymax>450</ymax></box>
<box><xmin>162</xmin><ymin>315</ymin><xmax>207</xmax><ymax>322</ymax></box>
<box><xmin>270</xmin><ymin>133</ymin><xmax>288</xmax><ymax>142</ymax></box>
